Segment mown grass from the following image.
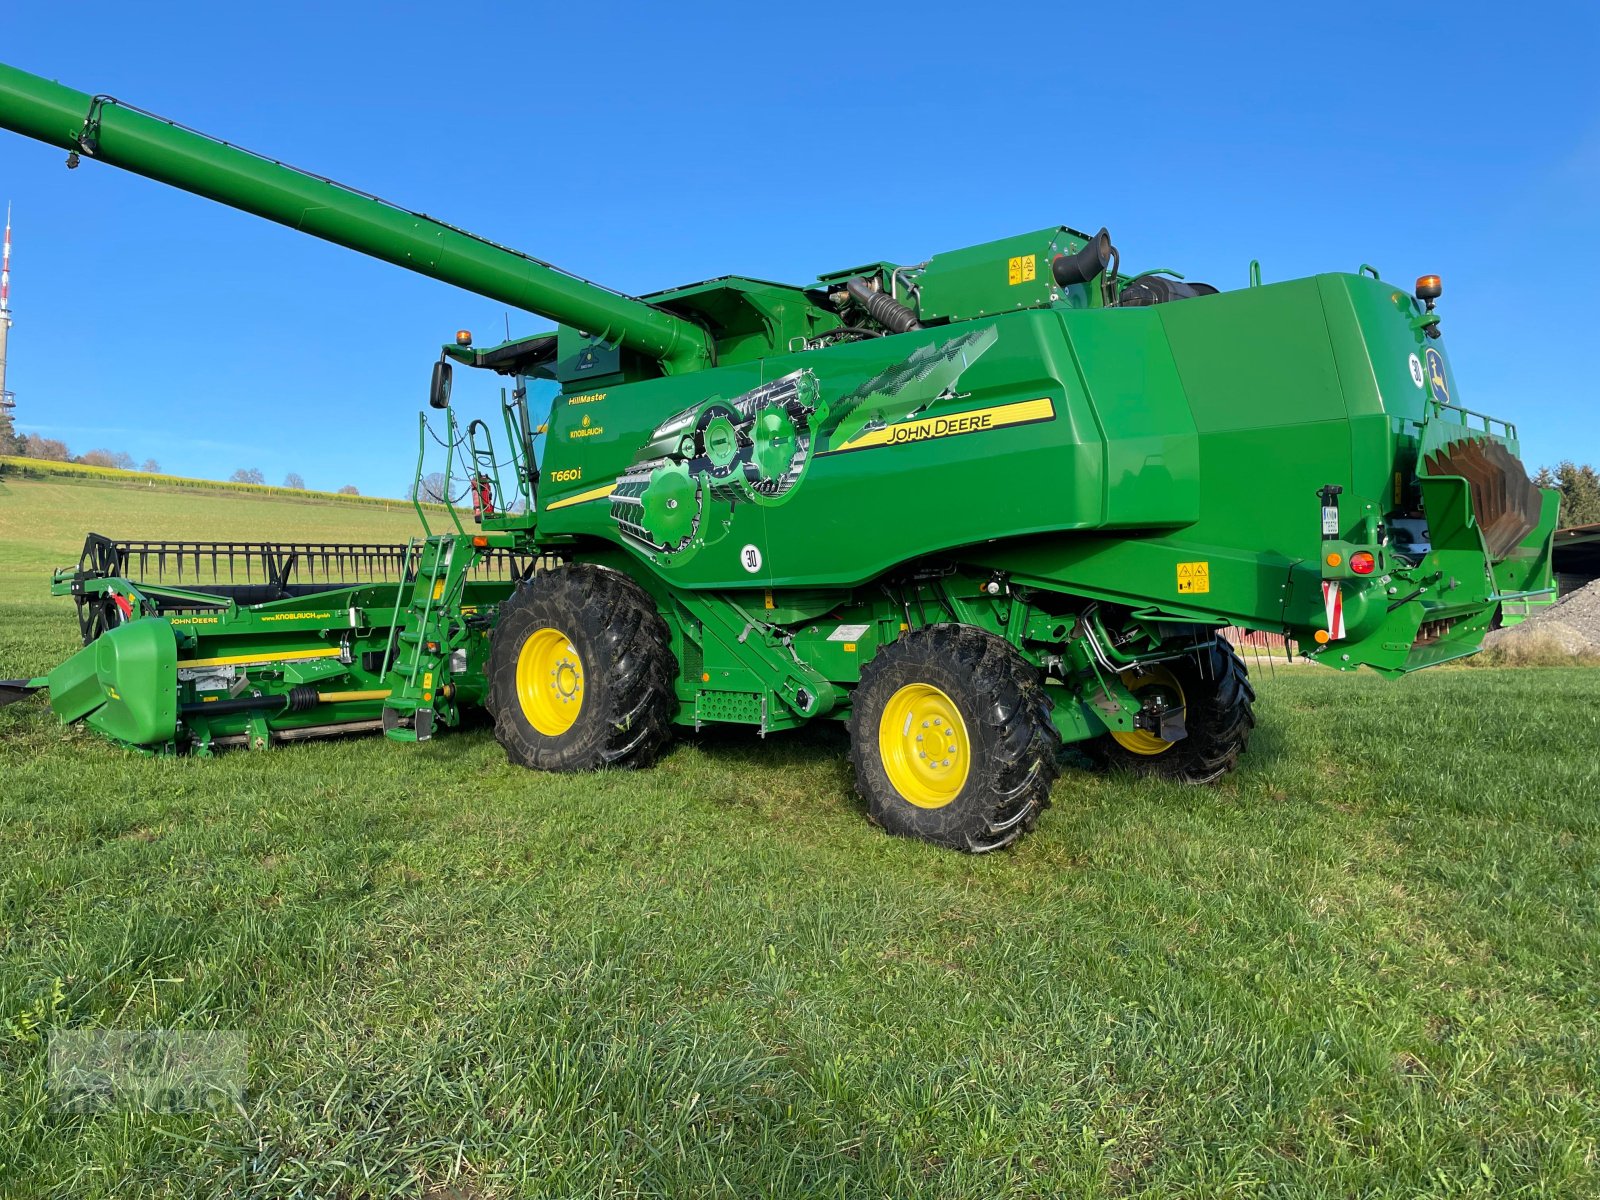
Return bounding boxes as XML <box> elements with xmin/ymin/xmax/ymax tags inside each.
<box><xmin>1</xmin><ymin>477</ymin><xmax>1598</xmax><ymax>1197</ymax></box>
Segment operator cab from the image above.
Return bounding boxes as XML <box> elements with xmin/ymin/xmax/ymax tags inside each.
<box><xmin>426</xmin><ymin>329</ymin><xmax>559</xmax><ymax>527</ymax></box>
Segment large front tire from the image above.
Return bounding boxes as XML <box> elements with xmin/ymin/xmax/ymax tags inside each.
<box><xmin>849</xmin><ymin>625</ymin><xmax>1061</xmax><ymax>853</ymax></box>
<box><xmin>488</xmin><ymin>564</ymin><xmax>676</xmax><ymax>772</ymax></box>
<box><xmin>1091</xmin><ymin>635</ymin><xmax>1255</xmax><ymax>782</ymax></box>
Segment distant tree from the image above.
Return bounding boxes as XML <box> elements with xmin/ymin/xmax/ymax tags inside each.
<box><xmin>283</xmin><ymin>472</ymin><xmax>306</xmax><ymax>489</ymax></box>
<box><xmin>112</xmin><ymin>451</ymin><xmax>136</xmax><ymax>470</ymax></box>
<box><xmin>411</xmin><ymin>471</ymin><xmax>455</xmax><ymax>503</ymax></box>
<box><xmin>20</xmin><ymin>434</ymin><xmax>71</xmax><ymax>461</ymax></box>
<box><xmin>1551</xmin><ymin>461</ymin><xmax>1600</xmax><ymax>527</ymax></box>
<box><xmin>80</xmin><ymin>448</ymin><xmax>121</xmax><ymax>468</ymax></box>
<box><xmin>0</xmin><ymin>407</ymin><xmax>20</xmax><ymax>456</ymax></box>
<box><xmin>1535</xmin><ymin>461</ymin><xmax>1600</xmax><ymax>527</ymax></box>
<box><xmin>140</xmin><ymin>458</ymin><xmax>161</xmax><ymax>473</ymax></box>
<box><xmin>337</xmin><ymin>484</ymin><xmax>360</xmax><ymax>496</ymax></box>
<box><xmin>230</xmin><ymin>467</ymin><xmax>266</xmax><ymax>485</ymax></box>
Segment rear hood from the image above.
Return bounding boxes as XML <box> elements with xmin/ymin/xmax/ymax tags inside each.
<box><xmin>1305</xmin><ymin>344</ymin><xmax>1557</xmax><ymax>675</ymax></box>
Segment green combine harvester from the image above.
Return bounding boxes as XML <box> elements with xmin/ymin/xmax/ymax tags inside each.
<box><xmin>0</xmin><ymin>64</ymin><xmax>1557</xmax><ymax>850</ymax></box>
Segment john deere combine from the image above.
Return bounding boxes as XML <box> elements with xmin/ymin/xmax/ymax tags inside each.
<box><xmin>0</xmin><ymin>64</ymin><xmax>1557</xmax><ymax>850</ymax></box>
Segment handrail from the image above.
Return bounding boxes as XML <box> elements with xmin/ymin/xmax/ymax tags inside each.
<box><xmin>1427</xmin><ymin>398</ymin><xmax>1518</xmax><ymax>441</ymax></box>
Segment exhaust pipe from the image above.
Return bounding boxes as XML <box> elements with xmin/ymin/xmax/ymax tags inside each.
<box><xmin>1051</xmin><ymin>227</ymin><xmax>1115</xmax><ymax>287</ymax></box>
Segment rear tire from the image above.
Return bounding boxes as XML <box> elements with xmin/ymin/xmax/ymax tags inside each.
<box><xmin>1091</xmin><ymin>635</ymin><xmax>1255</xmax><ymax>782</ymax></box>
<box><xmin>488</xmin><ymin>564</ymin><xmax>676</xmax><ymax>771</ymax></box>
<box><xmin>849</xmin><ymin>625</ymin><xmax>1060</xmax><ymax>852</ymax></box>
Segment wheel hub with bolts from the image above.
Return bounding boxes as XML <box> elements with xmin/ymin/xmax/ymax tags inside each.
<box><xmin>514</xmin><ymin>627</ymin><xmax>585</xmax><ymax>736</ymax></box>
<box><xmin>1112</xmin><ymin>664</ymin><xmax>1184</xmax><ymax>756</ymax></box>
<box><xmin>878</xmin><ymin>682</ymin><xmax>971</xmax><ymax>808</ymax></box>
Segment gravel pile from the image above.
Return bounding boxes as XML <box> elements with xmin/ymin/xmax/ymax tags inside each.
<box><xmin>1484</xmin><ymin>577</ymin><xmax>1600</xmax><ymax>657</ymax></box>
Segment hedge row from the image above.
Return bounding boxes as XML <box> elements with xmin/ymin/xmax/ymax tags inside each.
<box><xmin>0</xmin><ymin>456</ymin><xmax>446</xmax><ymax>511</ymax></box>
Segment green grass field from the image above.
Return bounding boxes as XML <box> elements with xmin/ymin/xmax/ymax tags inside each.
<box><xmin>2</xmin><ymin>475</ymin><xmax>1597</xmax><ymax>1198</ymax></box>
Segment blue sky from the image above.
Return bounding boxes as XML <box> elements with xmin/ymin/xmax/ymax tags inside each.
<box><xmin>2</xmin><ymin>2</ymin><xmax>1596</xmax><ymax>497</ymax></box>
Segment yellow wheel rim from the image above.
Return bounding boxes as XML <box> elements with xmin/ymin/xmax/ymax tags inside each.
<box><xmin>878</xmin><ymin>683</ymin><xmax>971</xmax><ymax>808</ymax></box>
<box><xmin>515</xmin><ymin>627</ymin><xmax>584</xmax><ymax>736</ymax></box>
<box><xmin>1111</xmin><ymin>665</ymin><xmax>1184</xmax><ymax>756</ymax></box>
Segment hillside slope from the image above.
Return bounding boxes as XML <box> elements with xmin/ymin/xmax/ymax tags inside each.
<box><xmin>0</xmin><ymin>475</ymin><xmax>427</xmax><ymax>603</ymax></box>
<box><xmin>0</xmin><ymin>475</ymin><xmax>432</xmax><ymax>679</ymax></box>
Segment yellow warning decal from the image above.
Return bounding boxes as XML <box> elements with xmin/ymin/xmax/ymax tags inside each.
<box><xmin>823</xmin><ymin>397</ymin><xmax>1055</xmax><ymax>455</ymax></box>
<box><xmin>544</xmin><ymin>482</ymin><xmax>617</xmax><ymax>510</ymax></box>
<box><xmin>1177</xmin><ymin>561</ymin><xmax>1211</xmax><ymax>594</ymax></box>
<box><xmin>1008</xmin><ymin>254</ymin><xmax>1036</xmax><ymax>285</ymax></box>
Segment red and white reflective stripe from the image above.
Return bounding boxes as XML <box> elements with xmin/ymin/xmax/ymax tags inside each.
<box><xmin>1321</xmin><ymin>581</ymin><xmax>1345</xmax><ymax>641</ymax></box>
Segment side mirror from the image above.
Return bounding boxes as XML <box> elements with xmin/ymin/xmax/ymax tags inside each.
<box><xmin>429</xmin><ymin>359</ymin><xmax>453</xmax><ymax>409</ymax></box>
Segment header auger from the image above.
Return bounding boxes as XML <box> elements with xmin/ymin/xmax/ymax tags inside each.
<box><xmin>0</xmin><ymin>63</ymin><xmax>1557</xmax><ymax>851</ymax></box>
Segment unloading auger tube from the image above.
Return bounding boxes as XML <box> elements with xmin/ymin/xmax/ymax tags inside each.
<box><xmin>0</xmin><ymin>63</ymin><xmax>713</xmax><ymax>374</ymax></box>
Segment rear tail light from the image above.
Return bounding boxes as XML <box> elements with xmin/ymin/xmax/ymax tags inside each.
<box><xmin>1350</xmin><ymin>551</ymin><xmax>1376</xmax><ymax>575</ymax></box>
